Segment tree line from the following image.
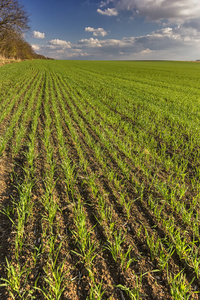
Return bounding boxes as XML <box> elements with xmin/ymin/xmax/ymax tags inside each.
<box><xmin>0</xmin><ymin>0</ymin><xmax>45</xmax><ymax>59</ymax></box>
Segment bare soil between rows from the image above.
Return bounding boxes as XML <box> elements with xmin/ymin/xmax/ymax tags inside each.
<box><xmin>0</xmin><ymin>71</ymin><xmax>199</xmax><ymax>299</ymax></box>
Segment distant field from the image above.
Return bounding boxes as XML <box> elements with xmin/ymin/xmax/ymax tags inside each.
<box><xmin>0</xmin><ymin>60</ymin><xmax>200</xmax><ymax>299</ymax></box>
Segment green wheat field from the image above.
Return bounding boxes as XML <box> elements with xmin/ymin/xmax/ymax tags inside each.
<box><xmin>0</xmin><ymin>60</ymin><xmax>200</xmax><ymax>299</ymax></box>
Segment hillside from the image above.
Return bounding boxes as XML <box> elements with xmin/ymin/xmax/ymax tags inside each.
<box><xmin>0</xmin><ymin>30</ymin><xmax>46</xmax><ymax>60</ymax></box>
<box><xmin>0</xmin><ymin>0</ymin><xmax>45</xmax><ymax>61</ymax></box>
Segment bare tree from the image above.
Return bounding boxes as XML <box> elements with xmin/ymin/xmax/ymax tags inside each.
<box><xmin>0</xmin><ymin>1</ymin><xmax>45</xmax><ymax>59</ymax></box>
<box><xmin>0</xmin><ymin>0</ymin><xmax>30</xmax><ymax>34</ymax></box>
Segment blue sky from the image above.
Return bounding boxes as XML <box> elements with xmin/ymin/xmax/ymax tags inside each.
<box><xmin>20</xmin><ymin>0</ymin><xmax>200</xmax><ymax>60</ymax></box>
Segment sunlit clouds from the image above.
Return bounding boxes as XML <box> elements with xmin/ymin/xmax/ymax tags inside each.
<box><xmin>30</xmin><ymin>0</ymin><xmax>200</xmax><ymax>60</ymax></box>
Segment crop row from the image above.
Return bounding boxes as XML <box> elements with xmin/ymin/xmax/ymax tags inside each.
<box><xmin>0</xmin><ymin>60</ymin><xmax>200</xmax><ymax>299</ymax></box>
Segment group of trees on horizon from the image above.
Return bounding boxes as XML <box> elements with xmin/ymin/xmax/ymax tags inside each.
<box><xmin>0</xmin><ymin>0</ymin><xmax>45</xmax><ymax>60</ymax></box>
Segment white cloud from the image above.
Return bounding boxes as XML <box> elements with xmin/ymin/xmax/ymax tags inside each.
<box><xmin>78</xmin><ymin>38</ymin><xmax>102</xmax><ymax>48</ymax></box>
<box><xmin>31</xmin><ymin>45</ymin><xmax>40</xmax><ymax>51</ymax></box>
<box><xmin>37</xmin><ymin>43</ymin><xmax>91</xmax><ymax>59</ymax></box>
<box><xmin>33</xmin><ymin>21</ymin><xmax>200</xmax><ymax>60</ymax></box>
<box><xmin>100</xmin><ymin>38</ymin><xmax>132</xmax><ymax>48</ymax></box>
<box><xmin>140</xmin><ymin>48</ymin><xmax>153</xmax><ymax>54</ymax></box>
<box><xmin>100</xmin><ymin>0</ymin><xmax>200</xmax><ymax>23</ymax></box>
<box><xmin>95</xmin><ymin>0</ymin><xmax>200</xmax><ymax>60</ymax></box>
<box><xmin>33</xmin><ymin>31</ymin><xmax>45</xmax><ymax>39</ymax></box>
<box><xmin>75</xmin><ymin>24</ymin><xmax>200</xmax><ymax>59</ymax></box>
<box><xmin>97</xmin><ymin>8</ymin><xmax>118</xmax><ymax>16</ymax></box>
<box><xmin>85</xmin><ymin>27</ymin><xmax>108</xmax><ymax>37</ymax></box>
<box><xmin>48</xmin><ymin>39</ymin><xmax>71</xmax><ymax>48</ymax></box>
